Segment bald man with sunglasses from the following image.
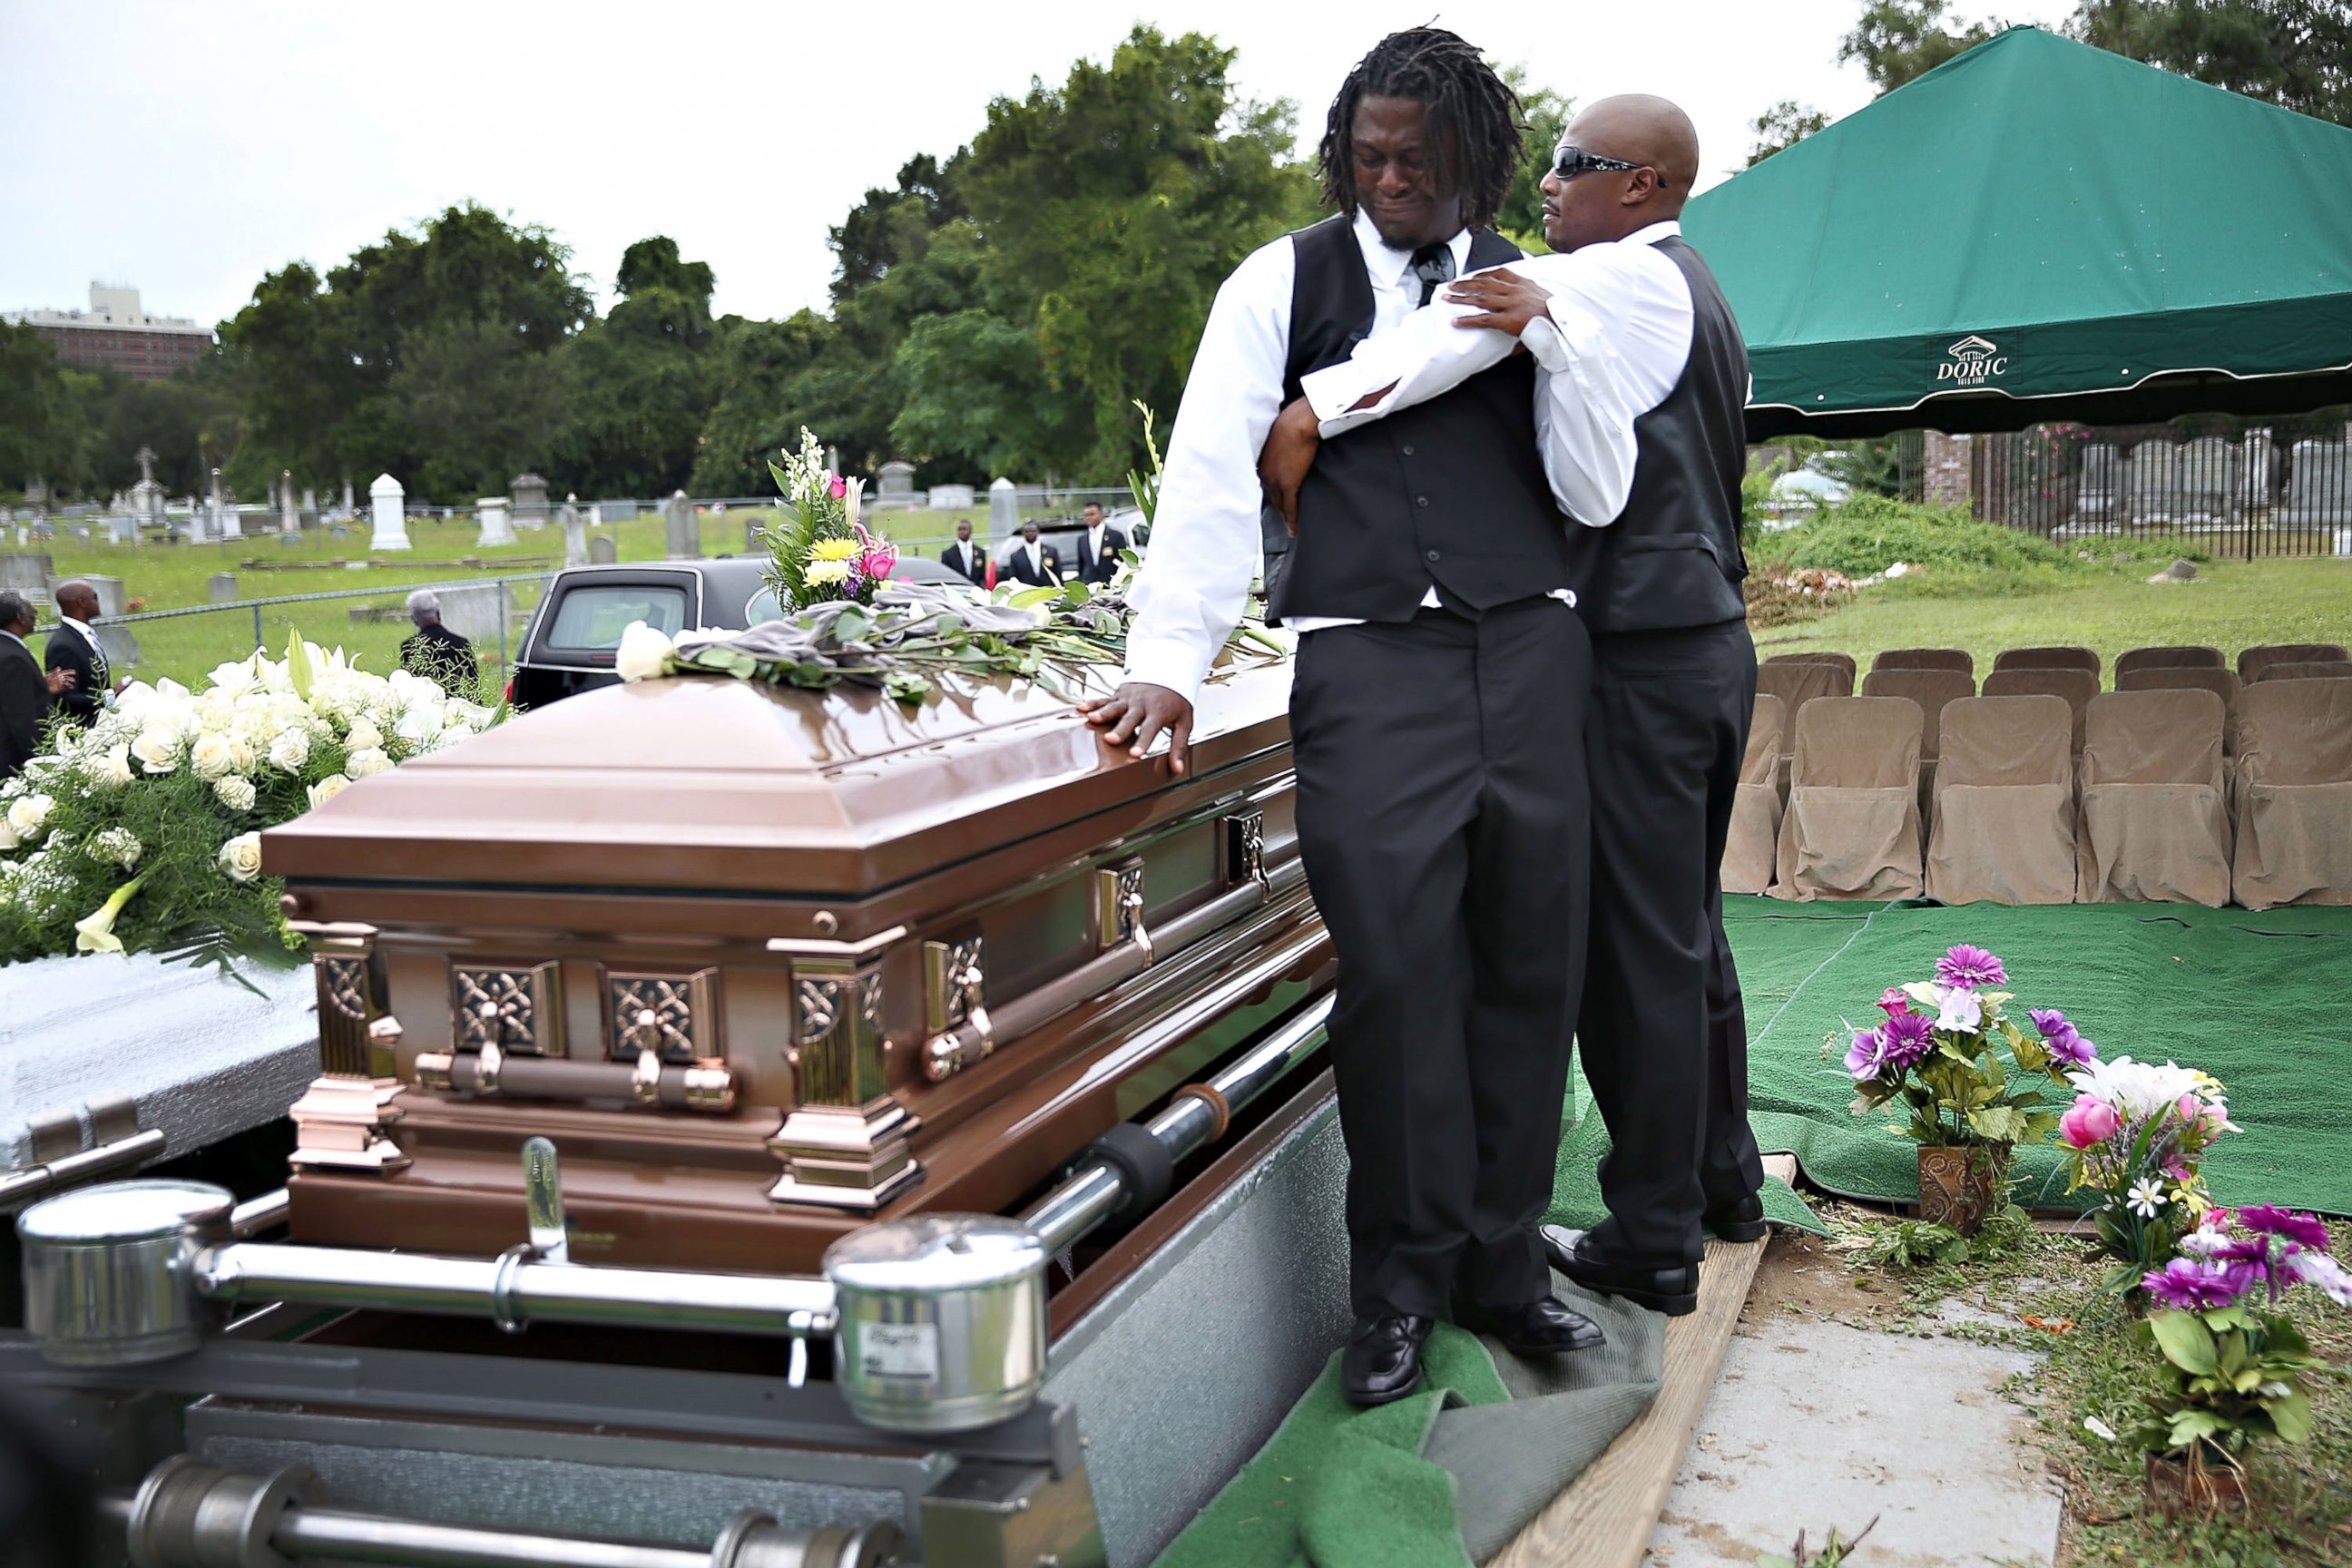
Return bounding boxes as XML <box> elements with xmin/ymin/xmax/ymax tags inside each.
<box><xmin>1260</xmin><ymin>94</ymin><xmax>1769</xmax><ymax>1318</ymax></box>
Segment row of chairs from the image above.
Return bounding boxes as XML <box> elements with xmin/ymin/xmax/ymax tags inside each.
<box><xmin>1724</xmin><ymin>679</ymin><xmax>2352</xmax><ymax>910</ymax></box>
<box><xmin>1768</xmin><ymin>641</ymin><xmax>2350</xmax><ymax>683</ymax></box>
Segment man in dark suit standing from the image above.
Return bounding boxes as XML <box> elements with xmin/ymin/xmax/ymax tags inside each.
<box><xmin>1073</xmin><ymin>502</ymin><xmax>1128</xmax><ymax>586</ymax></box>
<box><xmin>398</xmin><ymin>590</ymin><xmax>478</xmax><ymax>701</ymax></box>
<box><xmin>1003</xmin><ymin>522</ymin><xmax>1062</xmax><ymax>587</ymax></box>
<box><xmin>44</xmin><ymin>580</ymin><xmax>114</xmax><ymax>730</ymax></box>
<box><xmin>1083</xmin><ymin>28</ymin><xmax>1603</xmax><ymax>1406</ymax></box>
<box><xmin>939</xmin><ymin>519</ymin><xmax>986</xmax><ymax>585</ymax></box>
<box><xmin>1</xmin><ymin>592</ymin><xmax>76</xmax><ymax>782</ymax></box>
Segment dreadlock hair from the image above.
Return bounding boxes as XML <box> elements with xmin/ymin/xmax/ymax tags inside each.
<box><xmin>1317</xmin><ymin>28</ymin><xmax>1524</xmax><ymax>232</ymax></box>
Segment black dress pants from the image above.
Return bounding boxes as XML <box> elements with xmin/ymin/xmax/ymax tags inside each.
<box><xmin>1577</xmin><ymin>618</ymin><xmax>1768</xmax><ymax>1269</ymax></box>
<box><xmin>1291</xmin><ymin>600</ymin><xmax>1592</xmax><ymax>1319</ymax></box>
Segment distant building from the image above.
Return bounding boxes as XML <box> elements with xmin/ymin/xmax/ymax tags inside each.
<box><xmin>4</xmin><ymin>284</ymin><xmax>212</xmax><ymax>380</ymax></box>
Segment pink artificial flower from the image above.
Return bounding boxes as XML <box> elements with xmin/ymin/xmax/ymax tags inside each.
<box><xmin>852</xmin><ymin>524</ymin><xmax>898</xmax><ymax>582</ymax></box>
<box><xmin>1877</xmin><ymin>986</ymin><xmax>1912</xmax><ymax>1017</ymax></box>
<box><xmin>2176</xmin><ymin>1093</ymin><xmax>2203</xmax><ymax>1128</ymax></box>
<box><xmin>828</xmin><ymin>475</ymin><xmax>848</xmax><ymax>500</ymax></box>
<box><xmin>2059</xmin><ymin>1095</ymin><xmax>2121</xmax><ymax>1151</ymax></box>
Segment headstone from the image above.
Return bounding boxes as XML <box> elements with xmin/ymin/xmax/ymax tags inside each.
<box><xmin>928</xmin><ymin>484</ymin><xmax>976</xmax><ymax>511</ymax></box>
<box><xmin>561</xmin><ymin>495</ymin><xmax>587</xmax><ymax>567</ymax></box>
<box><xmin>209</xmin><ymin>573</ymin><xmax>239</xmax><ymax>603</ymax></box>
<box><xmin>2123</xmin><ymin>440</ymin><xmax>2180</xmax><ymax>524</ymax></box>
<box><xmin>2284</xmin><ymin>440</ymin><xmax>2349</xmax><ymax>524</ymax></box>
<box><xmin>875</xmin><ymin>460</ymin><xmax>918</xmax><ymax>510</ymax></box>
<box><xmin>1014</xmin><ymin>485</ymin><xmax>1049</xmax><ymax>510</ymax></box>
<box><xmin>431</xmin><ymin>583</ymin><xmax>505</xmax><ymax>645</ymax></box>
<box><xmin>108</xmin><ymin>514</ymin><xmax>138</xmax><ymax>544</ymax></box>
<box><xmin>2073</xmin><ymin>443</ymin><xmax>2117</xmax><ymax>522</ymax></box>
<box><xmin>475</xmin><ymin>497</ymin><xmax>518</xmax><ymax>549</ymax></box>
<box><xmin>663</xmin><ymin>490</ymin><xmax>696</xmax><ymax>560</ymax></box>
<box><xmin>279</xmin><ymin>470</ymin><xmax>302</xmax><ymax>539</ymax></box>
<box><xmin>597</xmin><ymin>499</ymin><xmax>638</xmax><ymax>522</ymax></box>
<box><xmin>988</xmin><ymin>476</ymin><xmax>1020</xmax><ymax>539</ymax></box>
<box><xmin>589</xmin><ymin>534</ymin><xmax>618</xmax><ymax>564</ymax></box>
<box><xmin>0</xmin><ymin>554</ymin><xmax>54</xmax><ymax>607</ymax></box>
<box><xmin>368</xmin><ymin>474</ymin><xmax>411</xmax><ymax>553</ymax></box>
<box><xmin>2240</xmin><ymin>430</ymin><xmax>2274</xmax><ymax>509</ymax></box>
<box><xmin>510</xmin><ymin>471</ymin><xmax>552</xmax><ymax>527</ymax></box>
<box><xmin>66</xmin><ymin>575</ymin><xmax>127</xmax><ymax>619</ymax></box>
<box><xmin>2178</xmin><ymin>436</ymin><xmax>2231</xmax><ymax>521</ymax></box>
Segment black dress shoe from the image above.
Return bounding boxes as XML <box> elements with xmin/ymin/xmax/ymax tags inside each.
<box><xmin>1455</xmin><ymin>1295</ymin><xmax>1607</xmax><ymax>1356</ymax></box>
<box><xmin>1705</xmin><ymin>1192</ymin><xmax>1770</xmax><ymax>1243</ymax></box>
<box><xmin>1340</xmin><ymin>1314</ymin><xmax>1433</xmax><ymax>1406</ymax></box>
<box><xmin>1539</xmin><ymin>1225</ymin><xmax>1700</xmax><ymax>1317</ymax></box>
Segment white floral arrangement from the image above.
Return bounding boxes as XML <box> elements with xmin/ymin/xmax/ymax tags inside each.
<box><xmin>0</xmin><ymin>637</ymin><xmax>502</xmax><ymax>975</ymax></box>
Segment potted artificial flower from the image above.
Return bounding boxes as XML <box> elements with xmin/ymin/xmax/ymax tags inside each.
<box><xmin>2058</xmin><ymin>1054</ymin><xmax>2234</xmax><ymax>1302</ymax></box>
<box><xmin>1842</xmin><ymin>945</ymin><xmax>2089</xmax><ymax>1236</ymax></box>
<box><xmin>2131</xmin><ymin>1205</ymin><xmax>2350</xmax><ymax>1516</ymax></box>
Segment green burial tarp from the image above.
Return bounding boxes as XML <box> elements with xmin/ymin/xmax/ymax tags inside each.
<box><xmin>1681</xmin><ymin>26</ymin><xmax>2352</xmax><ymax>437</ymax></box>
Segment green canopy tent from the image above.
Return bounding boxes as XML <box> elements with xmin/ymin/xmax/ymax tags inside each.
<box><xmin>1682</xmin><ymin>26</ymin><xmax>2352</xmax><ymax>439</ymax></box>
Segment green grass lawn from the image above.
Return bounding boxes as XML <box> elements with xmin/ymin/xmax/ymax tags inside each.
<box><xmin>1754</xmin><ymin>555</ymin><xmax>2352</xmax><ymax>679</ymax></box>
<box><xmin>30</xmin><ymin>505</ymin><xmax>1020</xmax><ymax>691</ymax></box>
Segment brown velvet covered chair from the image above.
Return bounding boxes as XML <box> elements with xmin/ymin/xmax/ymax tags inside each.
<box><xmin>2075</xmin><ymin>689</ymin><xmax>2231</xmax><ymax>907</ymax></box>
<box><xmin>1926</xmin><ymin>696</ymin><xmax>2076</xmax><ymax>906</ymax></box>
<box><xmin>1772</xmin><ymin>696</ymin><xmax>1924</xmax><ymax>902</ymax></box>
<box><xmin>1861</xmin><ymin>665</ymin><xmax>1975</xmax><ymax>816</ymax></box>
<box><xmin>2239</xmin><ymin>642</ymin><xmax>2349</xmax><ymax>682</ymax></box>
<box><xmin>1756</xmin><ymin>658</ymin><xmax>1853</xmax><ymax>715</ymax></box>
<box><xmin>1722</xmin><ymin>692</ymin><xmax>1786</xmax><ymax>896</ymax></box>
<box><xmin>2118</xmin><ymin>666</ymin><xmax>2244</xmax><ymax>751</ymax></box>
<box><xmin>1872</xmin><ymin>647</ymin><xmax>1975</xmax><ymax>677</ymax></box>
<box><xmin>1983</xmin><ymin>666</ymin><xmax>2101</xmax><ymax>753</ymax></box>
<box><xmin>1994</xmin><ymin>645</ymin><xmax>2102</xmax><ymax>677</ymax></box>
<box><xmin>2115</xmin><ymin>644</ymin><xmax>2224</xmax><ymax>678</ymax></box>
<box><xmin>2230</xmin><ymin>678</ymin><xmax>2352</xmax><ymax>910</ymax></box>
<box><xmin>1763</xmin><ymin>651</ymin><xmax>1857</xmax><ymax>680</ymax></box>
<box><xmin>2254</xmin><ymin>660</ymin><xmax>2352</xmax><ymax>683</ymax></box>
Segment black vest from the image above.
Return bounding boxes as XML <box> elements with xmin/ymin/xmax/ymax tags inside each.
<box><xmin>1573</xmin><ymin>236</ymin><xmax>1751</xmax><ymax>635</ymax></box>
<box><xmin>1264</xmin><ymin>215</ymin><xmax>1573</xmax><ymax>624</ymax></box>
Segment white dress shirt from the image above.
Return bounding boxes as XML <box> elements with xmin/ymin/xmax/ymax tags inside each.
<box><xmin>1022</xmin><ymin>540</ymin><xmax>1056</xmax><ymax>582</ymax></box>
<box><xmin>1121</xmin><ymin>211</ymin><xmax>1473</xmax><ymax>705</ymax></box>
<box><xmin>1301</xmin><ymin>220</ymin><xmax>1697</xmax><ymax>529</ymax></box>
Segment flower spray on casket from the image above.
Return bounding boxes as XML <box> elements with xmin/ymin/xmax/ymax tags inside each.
<box><xmin>2057</xmin><ymin>1054</ymin><xmax>2235</xmax><ymax>1300</ymax></box>
<box><xmin>2126</xmin><ymin>1204</ymin><xmax>2349</xmax><ymax>1514</ymax></box>
<box><xmin>632</xmin><ymin>419</ymin><xmax>1285</xmax><ymax>704</ymax></box>
<box><xmin>1839</xmin><ymin>944</ymin><xmax>2090</xmax><ymax>1239</ymax></box>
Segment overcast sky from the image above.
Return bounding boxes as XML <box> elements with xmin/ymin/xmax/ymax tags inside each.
<box><xmin>4</xmin><ymin>0</ymin><xmax>2073</xmax><ymax>329</ymax></box>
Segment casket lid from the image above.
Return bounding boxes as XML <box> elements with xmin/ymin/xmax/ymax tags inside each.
<box><xmin>262</xmin><ymin>662</ymin><xmax>1292</xmax><ymax>898</ymax></box>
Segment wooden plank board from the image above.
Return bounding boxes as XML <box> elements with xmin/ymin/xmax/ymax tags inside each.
<box><xmin>1490</xmin><ymin>1153</ymin><xmax>1798</xmax><ymax>1568</ymax></box>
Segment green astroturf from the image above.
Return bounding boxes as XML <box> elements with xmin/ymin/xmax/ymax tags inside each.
<box><xmin>1723</xmin><ymin>896</ymin><xmax>2352</xmax><ymax>1215</ymax></box>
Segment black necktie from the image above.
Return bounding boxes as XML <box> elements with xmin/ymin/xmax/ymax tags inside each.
<box><xmin>1410</xmin><ymin>242</ymin><xmax>1455</xmax><ymax>307</ymax></box>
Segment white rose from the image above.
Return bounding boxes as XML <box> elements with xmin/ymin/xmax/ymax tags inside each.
<box><xmin>79</xmin><ymin>743</ymin><xmax>132</xmax><ymax>789</ymax></box>
<box><xmin>217</xmin><ymin>832</ymin><xmax>264</xmax><ymax>883</ymax></box>
<box><xmin>214</xmin><ymin>775</ymin><xmax>257</xmax><ymax>811</ymax></box>
<box><xmin>190</xmin><ymin>734</ymin><xmax>237</xmax><ymax>779</ymax></box>
<box><xmin>346</xmin><ymin>747</ymin><xmax>391</xmax><ymax>779</ymax></box>
<box><xmin>614</xmin><ymin>621</ymin><xmax>675</xmax><ymax>682</ymax></box>
<box><xmin>268</xmin><ymin>729</ymin><xmax>311</xmax><ymax>772</ymax></box>
<box><xmin>345</xmin><ymin>720</ymin><xmax>384</xmax><ymax>753</ymax></box>
<box><xmin>131</xmin><ymin>727</ymin><xmax>181</xmax><ymax>774</ymax></box>
<box><xmin>5</xmin><ymin>794</ymin><xmax>53</xmax><ymax>838</ymax></box>
<box><xmin>395</xmin><ymin>704</ymin><xmax>444</xmax><ymax>745</ymax></box>
<box><xmin>306</xmin><ymin>774</ymin><xmax>351</xmax><ymax>810</ymax></box>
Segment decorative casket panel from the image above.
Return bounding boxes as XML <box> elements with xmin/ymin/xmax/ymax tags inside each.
<box><xmin>262</xmin><ymin>659</ymin><xmax>1326</xmax><ymax>1273</ymax></box>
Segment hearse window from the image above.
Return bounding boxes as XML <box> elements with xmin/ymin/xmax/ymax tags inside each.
<box><xmin>544</xmin><ymin>585</ymin><xmax>689</xmax><ymax>651</ymax></box>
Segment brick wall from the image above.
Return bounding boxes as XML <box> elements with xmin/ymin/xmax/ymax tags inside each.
<box><xmin>1923</xmin><ymin>431</ymin><xmax>1973</xmax><ymax>508</ymax></box>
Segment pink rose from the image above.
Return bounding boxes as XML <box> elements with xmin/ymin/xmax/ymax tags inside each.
<box><xmin>1877</xmin><ymin>986</ymin><xmax>1911</xmax><ymax>1017</ymax></box>
<box><xmin>828</xmin><ymin>475</ymin><xmax>848</xmax><ymax>500</ymax></box>
<box><xmin>2060</xmin><ymin>1095</ymin><xmax>2120</xmax><ymax>1151</ymax></box>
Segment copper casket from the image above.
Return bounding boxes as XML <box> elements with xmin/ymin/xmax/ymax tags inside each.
<box><xmin>263</xmin><ymin>656</ymin><xmax>1331</xmax><ymax>1279</ymax></box>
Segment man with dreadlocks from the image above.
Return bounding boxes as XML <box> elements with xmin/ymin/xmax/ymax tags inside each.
<box><xmin>1259</xmin><ymin>94</ymin><xmax>1769</xmax><ymax>1321</ymax></box>
<box><xmin>1080</xmin><ymin>27</ymin><xmax>1604</xmax><ymax>1406</ymax></box>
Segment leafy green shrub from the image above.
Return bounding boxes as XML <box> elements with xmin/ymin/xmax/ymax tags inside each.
<box><xmin>1770</xmin><ymin>495</ymin><xmax>2210</xmax><ymax>597</ymax></box>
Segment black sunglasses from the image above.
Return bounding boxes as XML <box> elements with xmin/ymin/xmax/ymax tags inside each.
<box><xmin>1551</xmin><ymin>144</ymin><xmax>1647</xmax><ymax>181</ymax></box>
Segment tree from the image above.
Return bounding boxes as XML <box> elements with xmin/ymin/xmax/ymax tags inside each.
<box><xmin>830</xmin><ymin>154</ymin><xmax>968</xmax><ymax>304</ymax></box>
<box><xmin>953</xmin><ymin>25</ymin><xmax>1319</xmax><ymax>477</ymax></box>
<box><xmin>2071</xmin><ymin>0</ymin><xmax>2352</xmax><ymax>124</ymax></box>
<box><xmin>555</xmin><ymin>237</ymin><xmax>720</xmax><ymax>496</ymax></box>
<box><xmin>1495</xmin><ymin>66</ymin><xmax>1574</xmax><ymax>253</ymax></box>
<box><xmin>689</xmin><ymin>311</ymin><xmax>840</xmax><ymax>495</ymax></box>
<box><xmin>0</xmin><ymin>322</ymin><xmax>91</xmax><ymax>496</ymax></box>
<box><xmin>1747</xmin><ymin>101</ymin><xmax>1833</xmax><ymax>165</ymax></box>
<box><xmin>1839</xmin><ymin>0</ymin><xmax>2005</xmax><ymax>92</ymax></box>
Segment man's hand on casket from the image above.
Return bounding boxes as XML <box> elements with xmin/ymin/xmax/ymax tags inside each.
<box><xmin>1078</xmin><ymin>683</ymin><xmax>1195</xmax><ymax>776</ymax></box>
<box><xmin>1258</xmin><ymin>397</ymin><xmax>1321</xmax><ymax>535</ymax></box>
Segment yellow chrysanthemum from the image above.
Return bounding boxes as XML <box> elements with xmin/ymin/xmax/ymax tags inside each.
<box><xmin>804</xmin><ymin>560</ymin><xmax>852</xmax><ymax>585</ymax></box>
<box><xmin>810</xmin><ymin>538</ymin><xmax>860</xmax><ymax>561</ymax></box>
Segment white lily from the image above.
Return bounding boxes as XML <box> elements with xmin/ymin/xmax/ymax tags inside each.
<box><xmin>74</xmin><ymin>872</ymin><xmax>149</xmax><ymax>954</ymax></box>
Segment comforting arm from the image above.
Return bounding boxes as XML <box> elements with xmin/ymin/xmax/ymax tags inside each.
<box><xmin>1298</xmin><ymin>268</ymin><xmax>1529</xmax><ymax>436</ymax></box>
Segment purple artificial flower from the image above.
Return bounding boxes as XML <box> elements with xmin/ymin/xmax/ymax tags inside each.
<box><xmin>2143</xmin><ymin>1258</ymin><xmax>2246</xmax><ymax>1311</ymax></box>
<box><xmin>1879</xmin><ymin>1009</ymin><xmax>1937</xmax><ymax>1071</ymax></box>
<box><xmin>2028</xmin><ymin>1007</ymin><xmax>2068</xmax><ymax>1036</ymax></box>
<box><xmin>2288</xmin><ymin>1250</ymin><xmax>2352</xmax><ymax>1307</ymax></box>
<box><xmin>1936</xmin><ymin>944</ymin><xmax>2008</xmax><ymax>989</ymax></box>
<box><xmin>2237</xmin><ymin>1206</ymin><xmax>2331</xmax><ymax>1251</ymax></box>
<box><xmin>1846</xmin><ymin>1028</ymin><xmax>1889</xmax><ymax>1080</ymax></box>
<box><xmin>1877</xmin><ymin>986</ymin><xmax>1914</xmax><ymax>1018</ymax></box>
<box><xmin>2024</xmin><ymin>1006</ymin><xmax>2094</xmax><ymax>1065</ymax></box>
